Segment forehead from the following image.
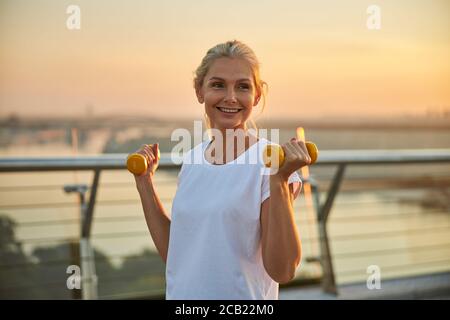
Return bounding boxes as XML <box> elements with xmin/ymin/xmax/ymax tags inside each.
<box><xmin>205</xmin><ymin>57</ymin><xmax>253</xmax><ymax>81</ymax></box>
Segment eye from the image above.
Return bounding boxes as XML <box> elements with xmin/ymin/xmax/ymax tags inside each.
<box><xmin>238</xmin><ymin>83</ymin><xmax>250</xmax><ymax>90</ymax></box>
<box><xmin>211</xmin><ymin>82</ymin><xmax>224</xmax><ymax>88</ymax></box>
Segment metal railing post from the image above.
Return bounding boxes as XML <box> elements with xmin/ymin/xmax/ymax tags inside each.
<box><xmin>63</xmin><ymin>169</ymin><xmax>100</xmax><ymax>300</ymax></box>
<box><xmin>310</xmin><ymin>164</ymin><xmax>346</xmax><ymax>295</ymax></box>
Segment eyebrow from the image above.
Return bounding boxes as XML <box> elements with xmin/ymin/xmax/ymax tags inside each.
<box><xmin>207</xmin><ymin>77</ymin><xmax>252</xmax><ymax>83</ymax></box>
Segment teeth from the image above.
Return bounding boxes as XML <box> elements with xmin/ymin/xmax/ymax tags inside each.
<box><xmin>218</xmin><ymin>107</ymin><xmax>241</xmax><ymax>113</ymax></box>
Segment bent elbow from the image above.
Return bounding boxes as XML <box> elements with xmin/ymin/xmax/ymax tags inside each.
<box><xmin>262</xmin><ymin>249</ymin><xmax>302</xmax><ymax>284</ymax></box>
<box><xmin>265</xmin><ymin>262</ymin><xmax>298</xmax><ymax>284</ymax></box>
<box><xmin>272</xmin><ymin>269</ymin><xmax>296</xmax><ymax>284</ymax></box>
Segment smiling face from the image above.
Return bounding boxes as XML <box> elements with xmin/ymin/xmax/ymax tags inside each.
<box><xmin>196</xmin><ymin>57</ymin><xmax>261</xmax><ymax>132</ymax></box>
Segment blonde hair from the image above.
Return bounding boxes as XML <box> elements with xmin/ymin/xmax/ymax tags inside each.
<box><xmin>193</xmin><ymin>40</ymin><xmax>268</xmax><ymax>135</ymax></box>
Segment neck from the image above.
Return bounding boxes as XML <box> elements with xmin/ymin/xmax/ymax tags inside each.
<box><xmin>207</xmin><ymin>127</ymin><xmax>258</xmax><ymax>164</ymax></box>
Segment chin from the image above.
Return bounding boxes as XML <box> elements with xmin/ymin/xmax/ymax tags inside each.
<box><xmin>215</xmin><ymin>121</ymin><xmax>244</xmax><ymax>129</ymax></box>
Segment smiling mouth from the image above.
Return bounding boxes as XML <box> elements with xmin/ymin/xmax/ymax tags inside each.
<box><xmin>216</xmin><ymin>107</ymin><xmax>243</xmax><ymax>114</ymax></box>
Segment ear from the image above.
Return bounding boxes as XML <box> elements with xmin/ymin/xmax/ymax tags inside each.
<box><xmin>253</xmin><ymin>90</ymin><xmax>261</xmax><ymax>107</ymax></box>
<box><xmin>195</xmin><ymin>85</ymin><xmax>204</xmax><ymax>104</ymax></box>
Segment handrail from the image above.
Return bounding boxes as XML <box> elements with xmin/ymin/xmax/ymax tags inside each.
<box><xmin>0</xmin><ymin>153</ymin><xmax>180</xmax><ymax>172</ymax></box>
<box><xmin>1</xmin><ymin>149</ymin><xmax>450</xmax><ymax>172</ymax></box>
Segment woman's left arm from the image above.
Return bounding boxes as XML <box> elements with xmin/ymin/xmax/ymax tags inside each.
<box><xmin>260</xmin><ymin>177</ymin><xmax>301</xmax><ymax>284</ymax></box>
<box><xmin>260</xmin><ymin>139</ymin><xmax>311</xmax><ymax>284</ymax></box>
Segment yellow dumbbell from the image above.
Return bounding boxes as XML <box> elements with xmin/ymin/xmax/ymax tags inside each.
<box><xmin>263</xmin><ymin>141</ymin><xmax>318</xmax><ymax>168</ymax></box>
<box><xmin>126</xmin><ymin>144</ymin><xmax>161</xmax><ymax>175</ymax></box>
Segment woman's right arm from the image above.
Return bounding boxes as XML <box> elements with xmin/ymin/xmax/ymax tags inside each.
<box><xmin>133</xmin><ymin>144</ymin><xmax>171</xmax><ymax>263</ymax></box>
<box><xmin>136</xmin><ymin>179</ymin><xmax>171</xmax><ymax>263</ymax></box>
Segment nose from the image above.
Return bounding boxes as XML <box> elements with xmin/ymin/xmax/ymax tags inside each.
<box><xmin>224</xmin><ymin>87</ymin><xmax>237</xmax><ymax>104</ymax></box>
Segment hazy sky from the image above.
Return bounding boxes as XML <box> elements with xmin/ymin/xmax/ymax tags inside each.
<box><xmin>0</xmin><ymin>0</ymin><xmax>448</xmax><ymax>120</ymax></box>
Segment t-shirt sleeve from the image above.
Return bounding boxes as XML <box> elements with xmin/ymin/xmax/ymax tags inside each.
<box><xmin>261</xmin><ymin>171</ymin><xmax>303</xmax><ymax>204</ymax></box>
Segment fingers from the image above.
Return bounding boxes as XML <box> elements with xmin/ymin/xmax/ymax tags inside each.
<box><xmin>138</xmin><ymin>145</ymin><xmax>149</xmax><ymax>163</ymax></box>
<box><xmin>152</xmin><ymin>143</ymin><xmax>160</xmax><ymax>163</ymax></box>
<box><xmin>139</xmin><ymin>144</ymin><xmax>156</xmax><ymax>165</ymax></box>
<box><xmin>285</xmin><ymin>138</ymin><xmax>311</xmax><ymax>165</ymax></box>
<box><xmin>296</xmin><ymin>139</ymin><xmax>311</xmax><ymax>164</ymax></box>
<box><xmin>284</xmin><ymin>141</ymin><xmax>297</xmax><ymax>160</ymax></box>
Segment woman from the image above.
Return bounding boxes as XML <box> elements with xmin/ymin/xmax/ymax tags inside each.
<box><xmin>132</xmin><ymin>40</ymin><xmax>312</xmax><ymax>299</ymax></box>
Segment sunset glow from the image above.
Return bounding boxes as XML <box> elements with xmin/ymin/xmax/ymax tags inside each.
<box><xmin>0</xmin><ymin>0</ymin><xmax>448</xmax><ymax>120</ymax></box>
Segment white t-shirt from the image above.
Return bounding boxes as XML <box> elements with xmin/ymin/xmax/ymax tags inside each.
<box><xmin>165</xmin><ymin>137</ymin><xmax>302</xmax><ymax>300</ymax></box>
